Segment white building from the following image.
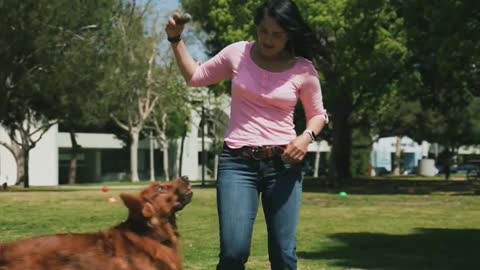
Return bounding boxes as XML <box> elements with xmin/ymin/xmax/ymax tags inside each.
<box><xmin>9</xmin><ymin>109</ymin><xmax>476</xmax><ymax>185</ymax></box>
<box><xmin>0</xmin><ymin>122</ymin><xmax>209</xmax><ymax>187</ymax></box>
<box><xmin>371</xmin><ymin>136</ymin><xmax>430</xmax><ymax>174</ymax></box>
<box><xmin>0</xmin><ymin>127</ymin><xmax>448</xmax><ymax>186</ymax></box>
<box><xmin>0</xmin><ymin>100</ymin><xmax>333</xmax><ymax>187</ymax></box>
<box><xmin>0</xmin><ymin>124</ymin><xmax>59</xmax><ymax>186</ymax></box>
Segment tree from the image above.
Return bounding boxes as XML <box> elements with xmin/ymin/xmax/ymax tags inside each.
<box><xmin>182</xmin><ymin>0</ymin><xmax>409</xmax><ymax>182</ymax></box>
<box><xmin>0</xmin><ymin>110</ymin><xmax>56</xmax><ymax>188</ymax></box>
<box><xmin>101</xmin><ymin>1</ymin><xmax>164</xmax><ymax>182</ymax></box>
<box><xmin>204</xmin><ymin>96</ymin><xmax>230</xmax><ymax>179</ymax></box>
<box><xmin>373</xmin><ymin>90</ymin><xmax>426</xmax><ymax>175</ymax></box>
<box><xmin>392</xmin><ymin>0</ymin><xmax>480</xmax><ymax>171</ymax></box>
<box><xmin>43</xmin><ymin>0</ymin><xmax>120</xmax><ymax>184</ymax></box>
<box><xmin>313</xmin><ymin>0</ymin><xmax>410</xmax><ymax>180</ymax></box>
<box><xmin>0</xmin><ymin>0</ymin><xmax>49</xmax><ymax>186</ymax></box>
<box><xmin>149</xmin><ymin>62</ymin><xmax>191</xmax><ymax>181</ymax></box>
<box><xmin>0</xmin><ymin>0</ymin><xmax>118</xmax><ymax>187</ymax></box>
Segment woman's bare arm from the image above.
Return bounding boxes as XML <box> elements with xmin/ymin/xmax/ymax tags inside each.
<box><xmin>165</xmin><ymin>12</ymin><xmax>198</xmax><ymax>83</ymax></box>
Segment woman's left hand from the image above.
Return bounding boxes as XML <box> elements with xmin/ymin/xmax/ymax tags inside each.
<box><xmin>281</xmin><ymin>134</ymin><xmax>311</xmax><ymax>163</ymax></box>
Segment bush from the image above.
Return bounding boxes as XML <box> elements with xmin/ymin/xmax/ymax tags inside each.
<box><xmin>351</xmin><ymin>149</ymin><xmax>371</xmax><ymax>177</ymax></box>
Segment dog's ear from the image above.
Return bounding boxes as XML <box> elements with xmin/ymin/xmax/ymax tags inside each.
<box><xmin>121</xmin><ymin>194</ymin><xmax>156</xmax><ymax>221</ymax></box>
<box><xmin>142</xmin><ymin>202</ymin><xmax>155</xmax><ymax>218</ymax></box>
<box><xmin>120</xmin><ymin>193</ymin><xmax>142</xmax><ymax>211</ymax></box>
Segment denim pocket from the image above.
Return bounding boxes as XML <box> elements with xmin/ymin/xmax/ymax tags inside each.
<box><xmin>272</xmin><ymin>156</ymin><xmax>303</xmax><ymax>173</ymax></box>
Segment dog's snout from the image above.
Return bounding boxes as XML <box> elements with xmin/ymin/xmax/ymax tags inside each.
<box><xmin>180</xmin><ymin>176</ymin><xmax>189</xmax><ymax>184</ymax></box>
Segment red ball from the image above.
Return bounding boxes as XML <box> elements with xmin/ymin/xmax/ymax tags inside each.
<box><xmin>101</xmin><ymin>186</ymin><xmax>109</xmax><ymax>193</ymax></box>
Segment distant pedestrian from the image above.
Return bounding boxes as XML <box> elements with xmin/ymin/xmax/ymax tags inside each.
<box><xmin>439</xmin><ymin>149</ymin><xmax>453</xmax><ymax>181</ymax></box>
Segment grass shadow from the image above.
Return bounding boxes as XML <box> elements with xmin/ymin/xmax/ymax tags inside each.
<box><xmin>302</xmin><ymin>177</ymin><xmax>479</xmax><ymax>195</ymax></box>
<box><xmin>298</xmin><ymin>228</ymin><xmax>480</xmax><ymax>270</ymax></box>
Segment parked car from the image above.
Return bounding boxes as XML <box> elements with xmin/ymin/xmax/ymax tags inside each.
<box><xmin>436</xmin><ymin>164</ymin><xmax>458</xmax><ymax>174</ymax></box>
<box><xmin>455</xmin><ymin>164</ymin><xmax>477</xmax><ymax>174</ymax></box>
<box><xmin>375</xmin><ymin>167</ymin><xmax>389</xmax><ymax>176</ymax></box>
<box><xmin>402</xmin><ymin>167</ymin><xmax>418</xmax><ymax>175</ymax></box>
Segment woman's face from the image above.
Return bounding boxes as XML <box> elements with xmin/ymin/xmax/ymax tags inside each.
<box><xmin>256</xmin><ymin>15</ymin><xmax>289</xmax><ymax>59</ymax></box>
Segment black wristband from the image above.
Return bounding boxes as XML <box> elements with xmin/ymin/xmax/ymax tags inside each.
<box><xmin>304</xmin><ymin>129</ymin><xmax>316</xmax><ymax>141</ymax></box>
<box><xmin>167</xmin><ymin>35</ymin><xmax>181</xmax><ymax>43</ymax></box>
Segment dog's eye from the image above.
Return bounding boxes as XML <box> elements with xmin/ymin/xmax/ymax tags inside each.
<box><xmin>158</xmin><ymin>186</ymin><xmax>166</xmax><ymax>193</ymax></box>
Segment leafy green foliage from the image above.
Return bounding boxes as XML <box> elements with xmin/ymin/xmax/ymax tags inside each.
<box><xmin>390</xmin><ymin>0</ymin><xmax>480</xmax><ymax>148</ymax></box>
<box><xmin>182</xmin><ymin>0</ymin><xmax>480</xmax><ymax>178</ymax></box>
<box><xmin>0</xmin><ymin>0</ymin><xmax>120</xmax><ymax>127</ymax></box>
<box><xmin>0</xmin><ymin>0</ymin><xmax>123</xmax><ymax>186</ymax></box>
<box><xmin>152</xmin><ymin>64</ymin><xmax>191</xmax><ymax>139</ymax></box>
<box><xmin>182</xmin><ymin>0</ymin><xmax>411</xmax><ymax>179</ymax></box>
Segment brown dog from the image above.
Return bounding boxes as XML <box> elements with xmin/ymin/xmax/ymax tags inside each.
<box><xmin>0</xmin><ymin>176</ymin><xmax>193</xmax><ymax>270</ymax></box>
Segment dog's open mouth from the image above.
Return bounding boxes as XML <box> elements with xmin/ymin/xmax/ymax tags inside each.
<box><xmin>176</xmin><ymin>191</ymin><xmax>193</xmax><ymax>211</ymax></box>
<box><xmin>175</xmin><ymin>176</ymin><xmax>193</xmax><ymax>211</ymax></box>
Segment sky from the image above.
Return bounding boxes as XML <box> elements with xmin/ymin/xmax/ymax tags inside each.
<box><xmin>154</xmin><ymin>0</ymin><xmax>180</xmax><ymax>19</ymax></box>
<box><xmin>149</xmin><ymin>0</ymin><xmax>208</xmax><ymax>61</ymax></box>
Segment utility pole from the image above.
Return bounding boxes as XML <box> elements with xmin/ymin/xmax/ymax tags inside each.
<box><xmin>201</xmin><ymin>105</ymin><xmax>206</xmax><ymax>187</ymax></box>
<box><xmin>149</xmin><ymin>131</ymin><xmax>155</xmax><ymax>182</ymax></box>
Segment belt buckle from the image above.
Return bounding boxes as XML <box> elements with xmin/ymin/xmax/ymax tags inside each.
<box><xmin>251</xmin><ymin>146</ymin><xmax>262</xmax><ymax>160</ymax></box>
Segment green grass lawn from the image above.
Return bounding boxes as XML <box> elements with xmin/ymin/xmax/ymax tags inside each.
<box><xmin>1</xmin><ymin>183</ymin><xmax>480</xmax><ymax>270</ymax></box>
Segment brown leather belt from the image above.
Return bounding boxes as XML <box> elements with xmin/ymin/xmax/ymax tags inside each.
<box><xmin>224</xmin><ymin>143</ymin><xmax>286</xmax><ymax>160</ymax></box>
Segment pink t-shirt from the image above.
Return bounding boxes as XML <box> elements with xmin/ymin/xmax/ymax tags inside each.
<box><xmin>188</xmin><ymin>41</ymin><xmax>328</xmax><ymax>149</ymax></box>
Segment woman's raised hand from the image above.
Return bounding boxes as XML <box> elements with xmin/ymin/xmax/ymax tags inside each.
<box><xmin>165</xmin><ymin>11</ymin><xmax>191</xmax><ymax>38</ymax></box>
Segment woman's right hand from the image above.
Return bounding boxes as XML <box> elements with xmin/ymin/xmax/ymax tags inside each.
<box><xmin>165</xmin><ymin>11</ymin><xmax>185</xmax><ymax>38</ymax></box>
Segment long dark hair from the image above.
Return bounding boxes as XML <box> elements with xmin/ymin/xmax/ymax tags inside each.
<box><xmin>254</xmin><ymin>0</ymin><xmax>320</xmax><ymax>61</ymax></box>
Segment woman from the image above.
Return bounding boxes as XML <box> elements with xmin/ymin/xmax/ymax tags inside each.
<box><xmin>165</xmin><ymin>0</ymin><xmax>328</xmax><ymax>269</ymax></box>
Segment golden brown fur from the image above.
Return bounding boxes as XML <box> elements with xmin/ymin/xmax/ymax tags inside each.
<box><xmin>0</xmin><ymin>176</ymin><xmax>193</xmax><ymax>270</ymax></box>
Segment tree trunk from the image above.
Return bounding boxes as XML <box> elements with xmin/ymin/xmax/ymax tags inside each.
<box><xmin>152</xmin><ymin>114</ymin><xmax>169</xmax><ymax>181</ymax></box>
<box><xmin>130</xmin><ymin>129</ymin><xmax>140</xmax><ymax>182</ymax></box>
<box><xmin>68</xmin><ymin>159</ymin><xmax>78</xmax><ymax>185</ymax></box>
<box><xmin>327</xmin><ymin>74</ymin><xmax>353</xmax><ymax>184</ymax></box>
<box><xmin>17</xmin><ymin>132</ymin><xmax>30</xmax><ymax>187</ymax></box>
<box><xmin>68</xmin><ymin>130</ymin><xmax>80</xmax><ymax>185</ymax></box>
<box><xmin>162</xmin><ymin>139</ymin><xmax>170</xmax><ymax>181</ymax></box>
<box><xmin>314</xmin><ymin>141</ymin><xmax>321</xmax><ymax>178</ymax></box>
<box><xmin>149</xmin><ymin>131</ymin><xmax>155</xmax><ymax>182</ymax></box>
<box><xmin>23</xmin><ymin>148</ymin><xmax>30</xmax><ymax>188</ymax></box>
<box><xmin>6</xmin><ymin>142</ymin><xmax>24</xmax><ymax>186</ymax></box>
<box><xmin>331</xmin><ymin>105</ymin><xmax>353</xmax><ymax>182</ymax></box>
<box><xmin>393</xmin><ymin>136</ymin><xmax>402</xmax><ymax>176</ymax></box>
<box><xmin>0</xmin><ymin>140</ymin><xmax>23</xmax><ymax>185</ymax></box>
<box><xmin>6</xmin><ymin>116</ymin><xmax>54</xmax><ymax>188</ymax></box>
<box><xmin>15</xmin><ymin>149</ymin><xmax>25</xmax><ymax>185</ymax></box>
<box><xmin>214</xmin><ymin>154</ymin><xmax>219</xmax><ymax>180</ymax></box>
<box><xmin>443</xmin><ymin>146</ymin><xmax>454</xmax><ymax>181</ymax></box>
<box><xmin>178</xmin><ymin>130</ymin><xmax>186</xmax><ymax>177</ymax></box>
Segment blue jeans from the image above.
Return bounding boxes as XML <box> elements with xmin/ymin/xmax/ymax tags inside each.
<box><xmin>216</xmin><ymin>147</ymin><xmax>303</xmax><ymax>270</ymax></box>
